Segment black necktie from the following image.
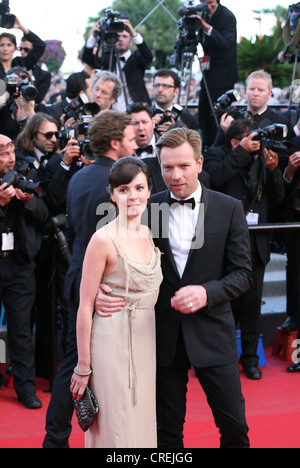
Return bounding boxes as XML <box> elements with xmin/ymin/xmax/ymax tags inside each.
<box><xmin>170</xmin><ymin>197</ymin><xmax>196</xmax><ymax>210</ymax></box>
<box><xmin>136</xmin><ymin>145</ymin><xmax>153</xmax><ymax>157</ymax></box>
<box><xmin>119</xmin><ymin>56</ymin><xmax>126</xmax><ymax>63</ymax></box>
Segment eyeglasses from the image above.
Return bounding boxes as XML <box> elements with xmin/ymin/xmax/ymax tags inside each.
<box><xmin>36</xmin><ymin>131</ymin><xmax>59</xmax><ymax>140</ymax></box>
<box><xmin>153</xmin><ymin>83</ymin><xmax>176</xmax><ymax>90</ymax></box>
<box><xmin>19</xmin><ymin>47</ymin><xmax>32</xmax><ymax>53</ymax></box>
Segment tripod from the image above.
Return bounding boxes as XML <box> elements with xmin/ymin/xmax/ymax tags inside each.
<box><xmin>96</xmin><ymin>33</ymin><xmax>129</xmax><ymax>108</ymax></box>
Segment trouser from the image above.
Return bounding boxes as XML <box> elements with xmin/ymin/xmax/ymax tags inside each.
<box><xmin>231</xmin><ymin>246</ymin><xmax>265</xmax><ymax>369</ymax></box>
<box><xmin>43</xmin><ymin>273</ymin><xmax>80</xmax><ymax>448</ymax></box>
<box><xmin>286</xmin><ymin>211</ymin><xmax>300</xmax><ymax>328</ymax></box>
<box><xmin>0</xmin><ymin>256</ymin><xmax>36</xmax><ymax>397</ymax></box>
<box><xmin>156</xmin><ymin>327</ymin><xmax>250</xmax><ymax>448</ymax></box>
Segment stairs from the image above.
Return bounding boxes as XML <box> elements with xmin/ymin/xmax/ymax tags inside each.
<box><xmin>261</xmin><ymin>253</ymin><xmax>287</xmax><ymax>345</ymax></box>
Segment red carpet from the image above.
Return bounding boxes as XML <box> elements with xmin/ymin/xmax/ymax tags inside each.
<box><xmin>0</xmin><ymin>347</ymin><xmax>300</xmax><ymax>449</ymax></box>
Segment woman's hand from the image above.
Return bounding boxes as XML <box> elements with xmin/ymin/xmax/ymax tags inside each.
<box><xmin>70</xmin><ymin>371</ymin><xmax>90</xmax><ymax>401</ymax></box>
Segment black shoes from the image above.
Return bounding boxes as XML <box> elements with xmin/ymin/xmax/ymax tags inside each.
<box><xmin>287</xmin><ymin>361</ymin><xmax>300</xmax><ymax>373</ymax></box>
<box><xmin>18</xmin><ymin>393</ymin><xmax>43</xmax><ymax>409</ymax></box>
<box><xmin>244</xmin><ymin>367</ymin><xmax>262</xmax><ymax>380</ymax></box>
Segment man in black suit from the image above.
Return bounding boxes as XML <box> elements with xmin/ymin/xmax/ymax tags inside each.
<box><xmin>97</xmin><ymin>128</ymin><xmax>252</xmax><ymax>448</ymax></box>
<box><xmin>204</xmin><ymin>118</ymin><xmax>286</xmax><ymax>379</ymax></box>
<box><xmin>197</xmin><ymin>0</ymin><xmax>239</xmax><ymax>148</ymax></box>
<box><xmin>43</xmin><ymin>110</ymin><xmax>137</xmax><ymax>448</ymax></box>
<box><xmin>83</xmin><ymin>19</ymin><xmax>153</xmax><ymax>111</ymax></box>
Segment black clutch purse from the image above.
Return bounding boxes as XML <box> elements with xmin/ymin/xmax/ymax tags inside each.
<box><xmin>73</xmin><ymin>386</ymin><xmax>99</xmax><ymax>432</ymax></box>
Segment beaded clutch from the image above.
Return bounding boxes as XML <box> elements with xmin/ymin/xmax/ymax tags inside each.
<box><xmin>73</xmin><ymin>386</ymin><xmax>99</xmax><ymax>432</ymax></box>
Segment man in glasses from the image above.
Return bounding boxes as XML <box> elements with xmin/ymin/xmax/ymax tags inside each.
<box><xmin>91</xmin><ymin>70</ymin><xmax>122</xmax><ymax>112</ymax></box>
<box><xmin>19</xmin><ymin>36</ymin><xmax>51</xmax><ymax>104</ymax></box>
<box><xmin>152</xmin><ymin>69</ymin><xmax>198</xmax><ymax>135</ymax></box>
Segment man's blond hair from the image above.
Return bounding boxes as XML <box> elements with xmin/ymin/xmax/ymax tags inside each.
<box><xmin>156</xmin><ymin>128</ymin><xmax>202</xmax><ymax>162</ymax></box>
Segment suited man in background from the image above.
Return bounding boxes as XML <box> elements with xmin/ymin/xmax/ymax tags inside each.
<box><xmin>83</xmin><ymin>18</ymin><xmax>153</xmax><ymax>111</ymax></box>
<box><xmin>97</xmin><ymin>128</ymin><xmax>252</xmax><ymax>447</ymax></box>
<box><xmin>43</xmin><ymin>111</ymin><xmax>137</xmax><ymax>448</ymax></box>
<box><xmin>197</xmin><ymin>0</ymin><xmax>239</xmax><ymax>148</ymax></box>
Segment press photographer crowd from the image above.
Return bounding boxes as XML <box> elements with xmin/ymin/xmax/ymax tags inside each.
<box><xmin>1</xmin><ymin>0</ymin><xmax>300</xmax><ymax>449</ymax></box>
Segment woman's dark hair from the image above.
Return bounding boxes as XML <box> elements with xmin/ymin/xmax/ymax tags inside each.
<box><xmin>108</xmin><ymin>157</ymin><xmax>153</xmax><ymax>193</ymax></box>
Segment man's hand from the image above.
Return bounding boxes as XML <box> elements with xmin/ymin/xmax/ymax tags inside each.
<box><xmin>263</xmin><ymin>148</ymin><xmax>279</xmax><ymax>172</ymax></box>
<box><xmin>240</xmin><ymin>132</ymin><xmax>261</xmax><ymax>154</ymax></box>
<box><xmin>62</xmin><ymin>139</ymin><xmax>80</xmax><ymax>166</ymax></box>
<box><xmin>0</xmin><ymin>183</ymin><xmax>15</xmax><ymax>207</ymax></box>
<box><xmin>15</xmin><ymin>188</ymin><xmax>33</xmax><ymax>202</ymax></box>
<box><xmin>285</xmin><ymin>151</ymin><xmax>300</xmax><ymax>182</ymax></box>
<box><xmin>95</xmin><ymin>283</ymin><xmax>125</xmax><ymax>317</ymax></box>
<box><xmin>171</xmin><ymin>285</ymin><xmax>208</xmax><ymax>314</ymax></box>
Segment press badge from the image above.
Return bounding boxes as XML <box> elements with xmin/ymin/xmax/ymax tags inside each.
<box><xmin>199</xmin><ymin>56</ymin><xmax>211</xmax><ymax>70</ymax></box>
<box><xmin>2</xmin><ymin>232</ymin><xmax>14</xmax><ymax>251</ymax></box>
<box><xmin>246</xmin><ymin>212</ymin><xmax>259</xmax><ymax>226</ymax></box>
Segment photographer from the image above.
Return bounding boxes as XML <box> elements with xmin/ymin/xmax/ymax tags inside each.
<box><xmin>91</xmin><ymin>70</ymin><xmax>122</xmax><ymax>112</ymax></box>
<box><xmin>0</xmin><ymin>14</ymin><xmax>45</xmax><ymax>81</ymax></box>
<box><xmin>46</xmin><ymin>71</ymin><xmax>91</xmax><ymax>126</ymax></box>
<box><xmin>19</xmin><ymin>35</ymin><xmax>51</xmax><ymax>104</ymax></box>
<box><xmin>15</xmin><ymin>113</ymin><xmax>81</xmax><ymax>379</ymax></box>
<box><xmin>82</xmin><ymin>14</ymin><xmax>153</xmax><ymax>111</ymax></box>
<box><xmin>196</xmin><ymin>0</ymin><xmax>239</xmax><ymax>148</ymax></box>
<box><xmin>152</xmin><ymin>69</ymin><xmax>198</xmax><ymax>135</ymax></box>
<box><xmin>0</xmin><ymin>67</ymin><xmax>46</xmax><ymax>140</ymax></box>
<box><xmin>0</xmin><ymin>134</ymin><xmax>49</xmax><ymax>408</ymax></box>
<box><xmin>204</xmin><ymin>118</ymin><xmax>286</xmax><ymax>380</ymax></box>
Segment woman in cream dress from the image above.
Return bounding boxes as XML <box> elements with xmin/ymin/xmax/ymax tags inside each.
<box><xmin>70</xmin><ymin>157</ymin><xmax>163</xmax><ymax>448</ymax></box>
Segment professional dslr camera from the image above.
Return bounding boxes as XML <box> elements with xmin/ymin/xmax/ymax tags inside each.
<box><xmin>6</xmin><ymin>73</ymin><xmax>38</xmax><ymax>101</ymax></box>
<box><xmin>62</xmin><ymin>92</ymin><xmax>99</xmax><ymax>122</ymax></box>
<box><xmin>158</xmin><ymin>105</ymin><xmax>184</xmax><ymax>125</ymax></box>
<box><xmin>213</xmin><ymin>89</ymin><xmax>242</xmax><ymax>120</ymax></box>
<box><xmin>2</xmin><ymin>156</ymin><xmax>41</xmax><ymax>195</ymax></box>
<box><xmin>0</xmin><ymin>0</ymin><xmax>15</xmax><ymax>29</ymax></box>
<box><xmin>248</xmin><ymin>124</ymin><xmax>295</xmax><ymax>155</ymax></box>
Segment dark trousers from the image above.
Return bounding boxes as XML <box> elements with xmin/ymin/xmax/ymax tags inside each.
<box><xmin>156</xmin><ymin>327</ymin><xmax>249</xmax><ymax>448</ymax></box>
<box><xmin>0</xmin><ymin>257</ymin><xmax>36</xmax><ymax>396</ymax></box>
<box><xmin>286</xmin><ymin>211</ymin><xmax>300</xmax><ymax>327</ymax></box>
<box><xmin>231</xmin><ymin>247</ymin><xmax>265</xmax><ymax>369</ymax></box>
<box><xmin>43</xmin><ymin>273</ymin><xmax>80</xmax><ymax>448</ymax></box>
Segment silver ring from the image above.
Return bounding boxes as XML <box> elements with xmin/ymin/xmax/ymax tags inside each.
<box><xmin>189</xmin><ymin>302</ymin><xmax>193</xmax><ymax>309</ymax></box>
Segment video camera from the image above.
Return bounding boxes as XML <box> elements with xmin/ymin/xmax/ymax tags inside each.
<box><xmin>6</xmin><ymin>73</ymin><xmax>38</xmax><ymax>101</ymax></box>
<box><xmin>0</xmin><ymin>0</ymin><xmax>15</xmax><ymax>29</ymax></box>
<box><xmin>213</xmin><ymin>89</ymin><xmax>242</xmax><ymax>119</ymax></box>
<box><xmin>2</xmin><ymin>156</ymin><xmax>41</xmax><ymax>195</ymax></box>
<box><xmin>170</xmin><ymin>1</ymin><xmax>208</xmax><ymax>68</ymax></box>
<box><xmin>100</xmin><ymin>8</ymin><xmax>129</xmax><ymax>48</ymax></box>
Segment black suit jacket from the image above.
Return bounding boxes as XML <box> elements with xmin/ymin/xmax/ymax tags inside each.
<box><xmin>64</xmin><ymin>156</ymin><xmax>116</xmax><ymax>302</ymax></box>
<box><xmin>149</xmin><ymin>187</ymin><xmax>252</xmax><ymax>368</ymax></box>
<box><xmin>203</xmin><ymin>143</ymin><xmax>286</xmax><ymax>265</ymax></box>
<box><xmin>200</xmin><ymin>4</ymin><xmax>239</xmax><ymax>90</ymax></box>
<box><xmin>143</xmin><ymin>156</ymin><xmax>210</xmax><ymax>194</ymax></box>
<box><xmin>83</xmin><ymin>41</ymin><xmax>153</xmax><ymax>104</ymax></box>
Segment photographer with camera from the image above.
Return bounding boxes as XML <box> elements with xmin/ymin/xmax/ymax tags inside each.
<box><xmin>0</xmin><ymin>134</ymin><xmax>49</xmax><ymax>408</ymax></box>
<box><xmin>152</xmin><ymin>69</ymin><xmax>198</xmax><ymax>135</ymax></box>
<box><xmin>82</xmin><ymin>11</ymin><xmax>153</xmax><ymax>111</ymax></box>
<box><xmin>204</xmin><ymin>118</ymin><xmax>286</xmax><ymax>380</ymax></box>
<box><xmin>0</xmin><ymin>67</ymin><xmax>47</xmax><ymax>140</ymax></box>
<box><xmin>193</xmin><ymin>0</ymin><xmax>239</xmax><ymax>149</ymax></box>
<box><xmin>0</xmin><ymin>10</ymin><xmax>45</xmax><ymax>81</ymax></box>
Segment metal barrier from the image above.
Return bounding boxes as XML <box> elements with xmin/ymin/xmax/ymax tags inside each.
<box><xmin>249</xmin><ymin>222</ymin><xmax>300</xmax><ymax>232</ymax></box>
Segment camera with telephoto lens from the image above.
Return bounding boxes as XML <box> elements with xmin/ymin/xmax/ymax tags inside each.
<box><xmin>0</xmin><ymin>0</ymin><xmax>15</xmax><ymax>29</ymax></box>
<box><xmin>213</xmin><ymin>89</ymin><xmax>242</xmax><ymax>119</ymax></box>
<box><xmin>247</xmin><ymin>124</ymin><xmax>295</xmax><ymax>156</ymax></box>
<box><xmin>2</xmin><ymin>156</ymin><xmax>41</xmax><ymax>195</ymax></box>
<box><xmin>6</xmin><ymin>73</ymin><xmax>38</xmax><ymax>101</ymax></box>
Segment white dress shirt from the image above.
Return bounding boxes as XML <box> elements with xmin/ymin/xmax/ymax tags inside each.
<box><xmin>169</xmin><ymin>182</ymin><xmax>202</xmax><ymax>278</ymax></box>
